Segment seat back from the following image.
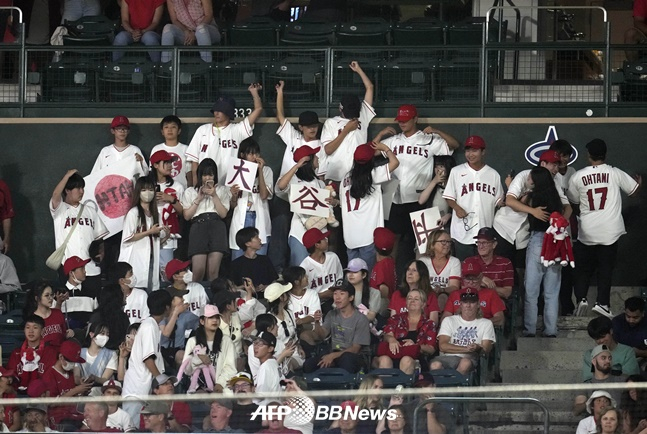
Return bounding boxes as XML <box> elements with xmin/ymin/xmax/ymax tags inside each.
<box><xmin>393</xmin><ymin>19</ymin><xmax>445</xmax><ymax>46</ymax></box>
<box><xmin>336</xmin><ymin>19</ymin><xmax>390</xmax><ymax>46</ymax></box>
<box><xmin>64</xmin><ymin>15</ymin><xmax>116</xmax><ymax>39</ymax></box>
<box><xmin>358</xmin><ymin>369</ymin><xmax>415</xmax><ymax>389</ymax></box>
<box><xmin>228</xmin><ymin>18</ymin><xmax>280</xmax><ymax>46</ymax></box>
<box><xmin>304</xmin><ymin>368</ymin><xmax>358</xmax><ymax>390</ymax></box>
<box><xmin>280</xmin><ymin>21</ymin><xmax>336</xmax><ymax>46</ymax></box>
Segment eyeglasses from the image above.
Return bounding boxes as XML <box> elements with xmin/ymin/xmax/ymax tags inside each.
<box><xmin>475</xmin><ymin>241</ymin><xmax>493</xmax><ymax>247</ymax></box>
<box><xmin>462</xmin><ymin>212</ymin><xmax>477</xmax><ymax>232</ymax></box>
<box><xmin>114</xmin><ymin>127</ymin><xmax>129</xmax><ymax>132</ymax></box>
<box><xmin>435</xmin><ymin>240</ymin><xmax>452</xmax><ymax>246</ymax></box>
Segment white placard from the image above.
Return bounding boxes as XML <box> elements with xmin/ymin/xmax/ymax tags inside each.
<box><xmin>410</xmin><ymin>207</ymin><xmax>442</xmax><ymax>254</ymax></box>
<box><xmin>225</xmin><ymin>158</ymin><xmax>258</xmax><ymax>193</ymax></box>
<box><xmin>82</xmin><ymin>158</ymin><xmax>138</xmax><ymax>237</ymax></box>
<box><xmin>289</xmin><ymin>184</ymin><xmax>330</xmax><ymax>218</ymax></box>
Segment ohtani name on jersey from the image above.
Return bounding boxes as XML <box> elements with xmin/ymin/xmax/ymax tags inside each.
<box><xmin>64</xmin><ymin>217</ymin><xmax>95</xmax><ymax>229</ymax></box>
<box><xmin>310</xmin><ymin>274</ymin><xmax>337</xmax><ymax>289</ymax></box>
<box><xmin>392</xmin><ymin>145</ymin><xmax>429</xmax><ymax>158</ymax></box>
<box><xmin>581</xmin><ymin>172</ymin><xmax>609</xmax><ymax>186</ymax></box>
<box><xmin>460</xmin><ymin>183</ymin><xmax>498</xmax><ymax>197</ymax></box>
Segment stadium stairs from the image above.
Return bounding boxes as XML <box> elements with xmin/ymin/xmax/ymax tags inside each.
<box><xmin>462</xmin><ymin>286</ymin><xmax>641</xmax><ymax>434</ymax></box>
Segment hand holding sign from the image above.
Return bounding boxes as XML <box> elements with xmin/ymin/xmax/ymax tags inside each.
<box><xmin>289</xmin><ymin>185</ymin><xmax>329</xmax><ymax>218</ymax></box>
<box><xmin>225</xmin><ymin>159</ymin><xmax>258</xmax><ymax>193</ymax></box>
<box><xmin>410</xmin><ymin>207</ymin><xmax>442</xmax><ymax>254</ymax></box>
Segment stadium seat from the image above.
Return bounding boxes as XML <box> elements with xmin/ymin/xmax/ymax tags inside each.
<box><xmin>432</xmin><ymin>60</ymin><xmax>481</xmax><ymax>102</ymax></box>
<box><xmin>63</xmin><ymin>15</ymin><xmax>116</xmax><ymax>44</ymax></box>
<box><xmin>619</xmin><ymin>60</ymin><xmax>647</xmax><ymax>102</ymax></box>
<box><xmin>304</xmin><ymin>368</ymin><xmax>358</xmax><ymax>390</ymax></box>
<box><xmin>380</xmin><ymin>58</ymin><xmax>433</xmax><ymax>102</ymax></box>
<box><xmin>0</xmin><ymin>309</ymin><xmax>25</xmax><ymax>365</ymax></box>
<box><xmin>43</xmin><ymin>57</ymin><xmax>99</xmax><ymax>102</ymax></box>
<box><xmin>331</xmin><ymin>56</ymin><xmax>380</xmax><ymax>103</ymax></box>
<box><xmin>99</xmin><ymin>56</ymin><xmax>155</xmax><ymax>102</ymax></box>
<box><xmin>212</xmin><ymin>56</ymin><xmax>266</xmax><ymax>103</ymax></box>
<box><xmin>392</xmin><ymin>19</ymin><xmax>446</xmax><ymax>46</ymax></box>
<box><xmin>155</xmin><ymin>57</ymin><xmax>212</xmax><ymax>103</ymax></box>
<box><xmin>280</xmin><ymin>21</ymin><xmax>336</xmax><ymax>46</ymax></box>
<box><xmin>227</xmin><ymin>17</ymin><xmax>281</xmax><ymax>46</ymax></box>
<box><xmin>267</xmin><ymin>57</ymin><xmax>324</xmax><ymax>102</ymax></box>
<box><xmin>359</xmin><ymin>369</ymin><xmax>415</xmax><ymax>389</ymax></box>
<box><xmin>336</xmin><ymin>18</ymin><xmax>391</xmax><ymax>46</ymax></box>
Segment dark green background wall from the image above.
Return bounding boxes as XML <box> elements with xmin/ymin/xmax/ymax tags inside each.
<box><xmin>1</xmin><ymin>118</ymin><xmax>645</xmax><ymax>285</ymax></box>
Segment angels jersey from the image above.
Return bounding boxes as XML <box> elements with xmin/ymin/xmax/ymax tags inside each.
<box><xmin>276</xmin><ymin>119</ymin><xmax>325</xmax><ymax>178</ymax></box>
<box><xmin>184</xmin><ymin>282</ymin><xmax>210</xmax><ymax>317</ymax></box>
<box><xmin>383</xmin><ymin>131</ymin><xmax>453</xmax><ymax>204</ymax></box>
<box><xmin>443</xmin><ymin>163</ymin><xmax>503</xmax><ymax>244</ymax></box>
<box><xmin>91</xmin><ymin>144</ymin><xmax>149</xmax><ymax>176</ymax></box>
<box><xmin>300</xmin><ymin>252</ymin><xmax>344</xmax><ymax>294</ymax></box>
<box><xmin>185</xmin><ymin>119</ymin><xmax>253</xmax><ymax>184</ymax></box>
<box><xmin>288</xmin><ymin>289</ymin><xmax>321</xmax><ymax>321</ymax></box>
<box><xmin>124</xmin><ymin>287</ymin><xmax>149</xmax><ymax>324</ymax></box>
<box><xmin>319</xmin><ymin>101</ymin><xmax>376</xmax><ymax>181</ymax></box>
<box><xmin>567</xmin><ymin>164</ymin><xmax>639</xmax><ymax>245</ymax></box>
<box><xmin>149</xmin><ymin>143</ymin><xmax>189</xmax><ymax>189</ymax></box>
<box><xmin>340</xmin><ymin>165</ymin><xmax>391</xmax><ymax>249</ymax></box>
<box><xmin>419</xmin><ymin>256</ymin><xmax>462</xmax><ymax>288</ymax></box>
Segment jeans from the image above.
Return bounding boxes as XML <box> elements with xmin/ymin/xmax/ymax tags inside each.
<box><xmin>62</xmin><ymin>0</ymin><xmax>101</xmax><ymax>22</ymax></box>
<box><xmin>289</xmin><ymin>235</ymin><xmax>308</xmax><ymax>267</ymax></box>
<box><xmin>113</xmin><ymin>30</ymin><xmax>161</xmax><ymax>62</ymax></box>
<box><xmin>161</xmin><ymin>23</ymin><xmax>221</xmax><ymax>63</ymax></box>
<box><xmin>524</xmin><ymin>231</ymin><xmax>561</xmax><ymax>336</ymax></box>
<box><xmin>347</xmin><ymin>243</ymin><xmax>376</xmax><ymax>274</ymax></box>
<box><xmin>573</xmin><ymin>241</ymin><xmax>618</xmax><ymax>306</ymax></box>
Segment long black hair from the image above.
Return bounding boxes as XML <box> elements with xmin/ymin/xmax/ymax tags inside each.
<box><xmin>194</xmin><ymin>320</ymin><xmax>224</xmax><ymax>355</ymax></box>
<box><xmin>527</xmin><ymin>167</ymin><xmax>562</xmax><ymax>215</ymax></box>
<box><xmin>425</xmin><ymin>155</ymin><xmax>457</xmax><ymax>206</ymax></box>
<box><xmin>22</xmin><ymin>279</ymin><xmax>53</xmax><ymax>320</ymax></box>
<box><xmin>150</xmin><ymin>161</ymin><xmax>174</xmax><ymax>187</ymax></box>
<box><xmin>93</xmin><ymin>284</ymin><xmax>130</xmax><ymax>350</ymax></box>
<box><xmin>295</xmin><ymin>157</ymin><xmax>318</xmax><ymax>182</ymax></box>
<box><xmin>350</xmin><ymin>159</ymin><xmax>375</xmax><ymax>199</ymax></box>
<box><xmin>195</xmin><ymin>158</ymin><xmax>218</xmax><ymax>189</ymax></box>
<box><xmin>345</xmin><ymin>272</ymin><xmax>370</xmax><ymax>308</ymax></box>
<box><xmin>131</xmin><ymin>176</ymin><xmax>159</xmax><ymax>232</ymax></box>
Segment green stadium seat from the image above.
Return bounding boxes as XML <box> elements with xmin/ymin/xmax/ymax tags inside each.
<box><xmin>380</xmin><ymin>58</ymin><xmax>434</xmax><ymax>102</ymax></box>
<box><xmin>212</xmin><ymin>56</ymin><xmax>267</xmax><ymax>103</ymax></box>
<box><xmin>304</xmin><ymin>368</ymin><xmax>358</xmax><ymax>390</ymax></box>
<box><xmin>227</xmin><ymin>17</ymin><xmax>280</xmax><ymax>46</ymax></box>
<box><xmin>336</xmin><ymin>18</ymin><xmax>391</xmax><ymax>46</ymax></box>
<box><xmin>359</xmin><ymin>369</ymin><xmax>415</xmax><ymax>389</ymax></box>
<box><xmin>99</xmin><ymin>56</ymin><xmax>155</xmax><ymax>102</ymax></box>
<box><xmin>43</xmin><ymin>57</ymin><xmax>100</xmax><ymax>102</ymax></box>
<box><xmin>280</xmin><ymin>21</ymin><xmax>336</xmax><ymax>46</ymax></box>
<box><xmin>392</xmin><ymin>19</ymin><xmax>446</xmax><ymax>46</ymax></box>
<box><xmin>267</xmin><ymin>57</ymin><xmax>324</xmax><ymax>102</ymax></box>
<box><xmin>155</xmin><ymin>57</ymin><xmax>212</xmax><ymax>103</ymax></box>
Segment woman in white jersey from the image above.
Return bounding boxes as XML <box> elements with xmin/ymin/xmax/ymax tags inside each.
<box><xmin>119</xmin><ymin>177</ymin><xmax>168</xmax><ymax>291</ymax></box>
<box><xmin>418</xmin><ymin>155</ymin><xmax>457</xmax><ymax>231</ymax></box>
<box><xmin>181</xmin><ymin>158</ymin><xmax>231</xmax><ymax>282</ymax></box>
<box><xmin>418</xmin><ymin>229</ymin><xmax>461</xmax><ymax>310</ymax></box>
<box><xmin>275</xmin><ymin>146</ymin><xmax>325</xmax><ymax>267</ymax></box>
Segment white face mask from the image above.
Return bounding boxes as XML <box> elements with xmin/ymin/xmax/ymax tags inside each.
<box><xmin>94</xmin><ymin>334</ymin><xmax>109</xmax><ymax>348</ymax></box>
<box><xmin>62</xmin><ymin>361</ymin><xmax>75</xmax><ymax>371</ymax></box>
<box><xmin>125</xmin><ymin>275</ymin><xmax>137</xmax><ymax>289</ymax></box>
<box><xmin>71</xmin><ymin>271</ymin><xmax>82</xmax><ymax>285</ymax></box>
<box><xmin>140</xmin><ymin>190</ymin><xmax>155</xmax><ymax>203</ymax></box>
<box><xmin>182</xmin><ymin>271</ymin><xmax>193</xmax><ymax>284</ymax></box>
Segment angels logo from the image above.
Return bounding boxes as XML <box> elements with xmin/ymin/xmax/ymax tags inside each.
<box><xmin>525</xmin><ymin>126</ymin><xmax>578</xmax><ymax>165</ymax></box>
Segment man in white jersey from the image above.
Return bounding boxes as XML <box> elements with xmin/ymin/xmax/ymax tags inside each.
<box><xmin>320</xmin><ymin>61</ymin><xmax>375</xmax><ymax>182</ymax></box>
<box><xmin>122</xmin><ymin>290</ymin><xmax>172</xmax><ymax>428</ymax></box>
<box><xmin>443</xmin><ymin>136</ymin><xmax>503</xmax><ymax>261</ymax></box>
<box><xmin>91</xmin><ymin>116</ymin><xmax>149</xmax><ymax>176</ymax></box>
<box><xmin>567</xmin><ymin>139</ymin><xmax>641</xmax><ymax>318</ymax></box>
<box><xmin>50</xmin><ymin>170</ymin><xmax>108</xmax><ymax>288</ymax></box>
<box><xmin>165</xmin><ymin>258</ymin><xmax>209</xmax><ymax>317</ymax></box>
<box><xmin>116</xmin><ymin>262</ymin><xmax>149</xmax><ymax>324</ymax></box>
<box><xmin>185</xmin><ymin>84</ymin><xmax>264</xmax><ymax>186</ymax></box>
<box><xmin>300</xmin><ymin>228</ymin><xmax>343</xmax><ymax>312</ymax></box>
<box><xmin>149</xmin><ymin>115</ymin><xmax>189</xmax><ymax>188</ymax></box>
<box><xmin>372</xmin><ymin>104</ymin><xmax>459</xmax><ymax>272</ymax></box>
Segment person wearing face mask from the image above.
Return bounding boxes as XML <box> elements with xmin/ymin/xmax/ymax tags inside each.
<box><xmin>119</xmin><ymin>177</ymin><xmax>170</xmax><ymax>292</ymax></box>
<box><xmin>77</xmin><ymin>323</ymin><xmax>118</xmax><ymax>396</ymax></box>
<box><xmin>165</xmin><ymin>259</ymin><xmax>209</xmax><ymax>318</ymax></box>
<box><xmin>61</xmin><ymin>256</ymin><xmax>98</xmax><ymax>332</ymax></box>
<box><xmin>115</xmin><ymin>262</ymin><xmax>150</xmax><ymax>325</ymax></box>
<box><xmin>41</xmin><ymin>340</ymin><xmax>92</xmax><ymax>430</ymax></box>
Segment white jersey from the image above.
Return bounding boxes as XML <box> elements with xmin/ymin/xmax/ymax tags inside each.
<box><xmin>383</xmin><ymin>130</ymin><xmax>453</xmax><ymax>204</ymax></box>
<box><xmin>319</xmin><ymin>101</ymin><xmax>376</xmax><ymax>181</ymax></box>
<box><xmin>419</xmin><ymin>255</ymin><xmax>462</xmax><ymax>288</ymax></box>
<box><xmin>248</xmin><ymin>339</ymin><xmax>285</xmax><ymax>381</ymax></box>
<box><xmin>49</xmin><ymin>200</ymin><xmax>108</xmax><ymax>277</ymax></box>
<box><xmin>184</xmin><ymin>282</ymin><xmax>210</xmax><ymax>317</ymax></box>
<box><xmin>118</xmin><ymin>208</ymin><xmax>160</xmax><ymax>291</ymax></box>
<box><xmin>567</xmin><ymin>163</ymin><xmax>639</xmax><ymax>245</ymax></box>
<box><xmin>107</xmin><ymin>407</ymin><xmax>136</xmax><ymax>432</ymax></box>
<box><xmin>300</xmin><ymin>253</ymin><xmax>344</xmax><ymax>294</ymax></box>
<box><xmin>443</xmin><ymin>163</ymin><xmax>503</xmax><ymax>245</ymax></box>
<box><xmin>91</xmin><ymin>144</ymin><xmax>149</xmax><ymax>176</ymax></box>
<box><xmin>157</xmin><ymin>180</ymin><xmax>185</xmax><ymax>251</ymax></box>
<box><xmin>122</xmin><ymin>316</ymin><xmax>164</xmax><ymax>398</ymax></box>
<box><xmin>149</xmin><ymin>143</ymin><xmax>189</xmax><ymax>189</ymax></box>
<box><xmin>124</xmin><ymin>288</ymin><xmax>149</xmax><ymax>324</ymax></box>
<box><xmin>253</xmin><ymin>358</ymin><xmax>283</xmax><ymax>405</ymax></box>
<box><xmin>438</xmin><ymin>315</ymin><xmax>496</xmax><ymax>361</ymax></box>
<box><xmin>276</xmin><ymin>176</ymin><xmax>325</xmax><ymax>243</ymax></box>
<box><xmin>557</xmin><ymin>166</ymin><xmax>577</xmax><ymax>197</ymax></box>
<box><xmin>493</xmin><ymin>169</ymin><xmax>567</xmax><ymax>246</ymax></box>
<box><xmin>180</xmin><ymin>185</ymin><xmax>231</xmax><ymax>217</ymax></box>
<box><xmin>288</xmin><ymin>290</ymin><xmax>321</xmax><ymax>321</ymax></box>
<box><xmin>276</xmin><ymin>119</ymin><xmax>324</xmax><ymax>178</ymax></box>
<box><xmin>340</xmin><ymin>165</ymin><xmax>391</xmax><ymax>249</ymax></box>
<box><xmin>228</xmin><ymin>165</ymin><xmax>273</xmax><ymax>248</ymax></box>
<box><xmin>185</xmin><ymin>119</ymin><xmax>254</xmax><ymax>184</ymax></box>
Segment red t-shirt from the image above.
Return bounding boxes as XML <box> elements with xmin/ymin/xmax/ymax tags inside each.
<box><xmin>443</xmin><ymin>287</ymin><xmax>506</xmax><ymax>319</ymax></box>
<box><xmin>41</xmin><ymin>367</ymin><xmax>83</xmax><ymax>425</ymax></box>
<box><xmin>2</xmin><ymin>392</ymin><xmax>17</xmax><ymax>429</ymax></box>
<box><xmin>124</xmin><ymin>0</ymin><xmax>165</xmax><ymax>30</ymax></box>
<box><xmin>388</xmin><ymin>289</ymin><xmax>440</xmax><ymax>316</ymax></box>
<box><xmin>7</xmin><ymin>342</ymin><xmax>58</xmax><ymax>391</ymax></box>
<box><xmin>370</xmin><ymin>257</ymin><xmax>397</xmax><ymax>297</ymax></box>
<box><xmin>468</xmin><ymin>255</ymin><xmax>514</xmax><ymax>289</ymax></box>
<box><xmin>42</xmin><ymin>309</ymin><xmax>67</xmax><ymax>350</ymax></box>
<box><xmin>0</xmin><ymin>180</ymin><xmax>14</xmax><ymax>221</ymax></box>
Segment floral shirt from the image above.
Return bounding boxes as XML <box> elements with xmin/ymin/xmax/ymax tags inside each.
<box><xmin>383</xmin><ymin>313</ymin><xmax>438</xmax><ymax>348</ymax></box>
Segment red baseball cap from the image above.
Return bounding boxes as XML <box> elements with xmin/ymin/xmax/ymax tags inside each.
<box><xmin>539</xmin><ymin>150</ymin><xmax>560</xmax><ymax>164</ymax></box>
<box><xmin>340</xmin><ymin>400</ymin><xmax>357</xmax><ymax>411</ymax></box>
<box><xmin>59</xmin><ymin>340</ymin><xmax>86</xmax><ymax>364</ymax></box>
<box><xmin>462</xmin><ymin>258</ymin><xmax>483</xmax><ymax>276</ymax></box>
<box><xmin>110</xmin><ymin>115</ymin><xmax>130</xmax><ymax>129</ymax></box>
<box><xmin>26</xmin><ymin>379</ymin><xmax>49</xmax><ymax>398</ymax></box>
<box><xmin>464</xmin><ymin>135</ymin><xmax>486</xmax><ymax>149</ymax></box>
<box><xmin>302</xmin><ymin>228</ymin><xmax>328</xmax><ymax>249</ymax></box>
<box><xmin>63</xmin><ymin>256</ymin><xmax>90</xmax><ymax>276</ymax></box>
<box><xmin>293</xmin><ymin>145</ymin><xmax>320</xmax><ymax>163</ymax></box>
<box><xmin>165</xmin><ymin>259</ymin><xmax>191</xmax><ymax>281</ymax></box>
<box><xmin>354</xmin><ymin>143</ymin><xmax>374</xmax><ymax>164</ymax></box>
<box><xmin>150</xmin><ymin>150</ymin><xmax>175</xmax><ymax>165</ymax></box>
<box><xmin>374</xmin><ymin>227</ymin><xmax>395</xmax><ymax>251</ymax></box>
<box><xmin>473</xmin><ymin>227</ymin><xmax>496</xmax><ymax>241</ymax></box>
<box><xmin>394</xmin><ymin>104</ymin><xmax>418</xmax><ymax>122</ymax></box>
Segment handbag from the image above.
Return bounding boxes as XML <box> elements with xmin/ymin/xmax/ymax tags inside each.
<box><xmin>377</xmin><ymin>341</ymin><xmax>421</xmax><ymax>360</ymax></box>
<box><xmin>46</xmin><ymin>203</ymin><xmax>85</xmax><ymax>270</ymax></box>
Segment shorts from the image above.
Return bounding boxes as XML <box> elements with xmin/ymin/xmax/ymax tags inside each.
<box><xmin>432</xmin><ymin>355</ymin><xmax>476</xmax><ymax>370</ymax></box>
<box><xmin>188</xmin><ymin>213</ymin><xmax>227</xmax><ymax>256</ymax></box>
<box><xmin>386</xmin><ymin>202</ymin><xmax>423</xmax><ymax>235</ymax></box>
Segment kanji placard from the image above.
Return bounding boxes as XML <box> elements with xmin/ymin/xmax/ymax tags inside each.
<box><xmin>225</xmin><ymin>158</ymin><xmax>258</xmax><ymax>193</ymax></box>
<box><xmin>289</xmin><ymin>185</ymin><xmax>329</xmax><ymax>217</ymax></box>
<box><xmin>410</xmin><ymin>207</ymin><xmax>442</xmax><ymax>254</ymax></box>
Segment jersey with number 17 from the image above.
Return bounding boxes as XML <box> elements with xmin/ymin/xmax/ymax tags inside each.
<box><xmin>567</xmin><ymin>164</ymin><xmax>638</xmax><ymax>245</ymax></box>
